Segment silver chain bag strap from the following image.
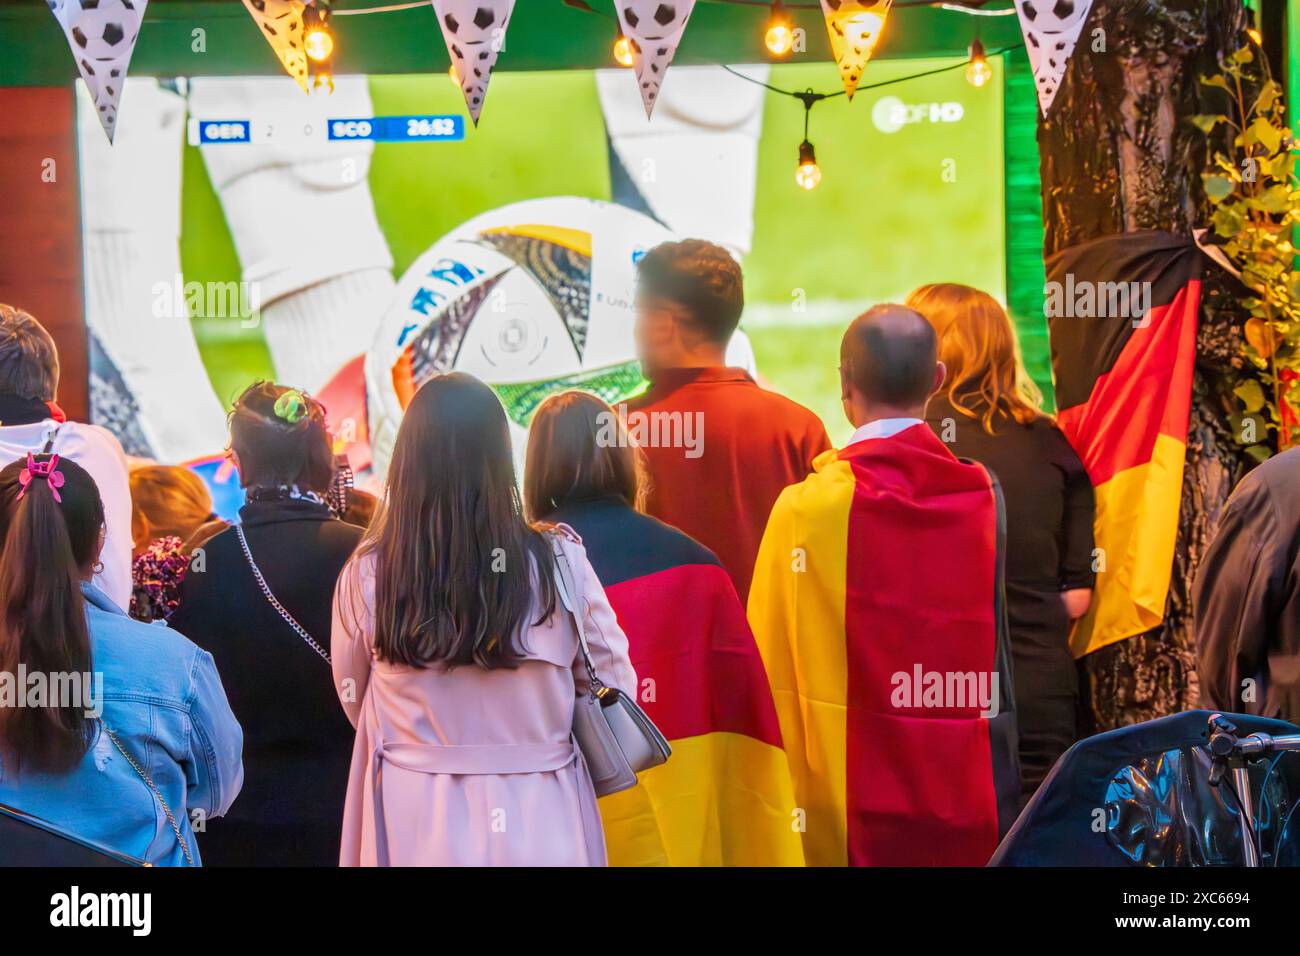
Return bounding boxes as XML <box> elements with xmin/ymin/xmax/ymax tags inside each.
<box><xmin>548</xmin><ymin>532</ymin><xmax>670</xmax><ymax>797</ymax></box>
<box><xmin>235</xmin><ymin>524</ymin><xmax>332</xmax><ymax>665</ymax></box>
<box><xmin>104</xmin><ymin>728</ymin><xmax>194</xmax><ymax>867</ymax></box>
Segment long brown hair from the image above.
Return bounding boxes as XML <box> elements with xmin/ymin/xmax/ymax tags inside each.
<box><xmin>905</xmin><ymin>283</ymin><xmax>1045</xmax><ymax>433</ymax></box>
<box><xmin>524</xmin><ymin>391</ymin><xmax>641</xmax><ymax>523</ymax></box>
<box><xmin>362</xmin><ymin>373</ymin><xmax>556</xmax><ymax>669</ymax></box>
<box><xmin>130</xmin><ymin>465</ymin><xmax>214</xmax><ymax>553</ymax></box>
<box><xmin>0</xmin><ymin>455</ymin><xmax>103</xmax><ymax>774</ymax></box>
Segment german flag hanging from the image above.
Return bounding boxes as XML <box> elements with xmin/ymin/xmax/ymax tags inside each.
<box><xmin>748</xmin><ymin>426</ymin><xmax>1020</xmax><ymax>866</ymax></box>
<box><xmin>549</xmin><ymin>499</ymin><xmax>805</xmax><ymax>866</ymax></box>
<box><xmin>1046</xmin><ymin>230</ymin><xmax>1202</xmax><ymax>658</ymax></box>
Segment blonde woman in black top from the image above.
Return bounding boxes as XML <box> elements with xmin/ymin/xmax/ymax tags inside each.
<box><xmin>909</xmin><ymin>283</ymin><xmax>1096</xmax><ymax>805</ymax></box>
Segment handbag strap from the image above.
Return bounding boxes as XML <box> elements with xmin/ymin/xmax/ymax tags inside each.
<box><xmin>234</xmin><ymin>524</ymin><xmax>332</xmax><ymax>665</ymax></box>
<box><xmin>41</xmin><ymin>422</ymin><xmax>60</xmax><ymax>455</ymax></box>
<box><xmin>547</xmin><ymin>532</ymin><xmax>602</xmax><ymax>693</ymax></box>
<box><xmin>103</xmin><ymin>728</ymin><xmax>194</xmax><ymax>867</ymax></box>
<box><xmin>986</xmin><ymin>468</ymin><xmax>1015</xmax><ymax>714</ymax></box>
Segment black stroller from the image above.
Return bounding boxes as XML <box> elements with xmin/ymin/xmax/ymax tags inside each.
<box><xmin>990</xmin><ymin>710</ymin><xmax>1300</xmax><ymax>867</ymax></box>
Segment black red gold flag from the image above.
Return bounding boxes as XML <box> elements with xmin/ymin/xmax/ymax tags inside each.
<box><xmin>1046</xmin><ymin>230</ymin><xmax>1202</xmax><ymax>657</ymax></box>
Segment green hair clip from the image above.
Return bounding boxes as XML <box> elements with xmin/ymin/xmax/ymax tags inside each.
<box><xmin>273</xmin><ymin>389</ymin><xmax>309</xmax><ymax>425</ymax></box>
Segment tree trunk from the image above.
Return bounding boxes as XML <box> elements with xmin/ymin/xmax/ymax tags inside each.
<box><xmin>1034</xmin><ymin>0</ymin><xmax>1254</xmax><ymax>732</ymax></box>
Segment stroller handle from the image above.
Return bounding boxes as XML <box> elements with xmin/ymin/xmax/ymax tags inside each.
<box><xmin>1206</xmin><ymin>714</ymin><xmax>1300</xmax><ymax>867</ymax></box>
<box><xmin>1234</xmin><ymin>733</ymin><xmax>1300</xmax><ymax>756</ymax></box>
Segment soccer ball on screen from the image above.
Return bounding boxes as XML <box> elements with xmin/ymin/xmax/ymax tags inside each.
<box><xmin>366</xmin><ymin>197</ymin><xmax>675</xmax><ymax>478</ymax></box>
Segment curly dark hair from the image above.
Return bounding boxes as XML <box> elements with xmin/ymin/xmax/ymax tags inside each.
<box><xmin>228</xmin><ymin>381</ymin><xmax>334</xmax><ymax>494</ymax></box>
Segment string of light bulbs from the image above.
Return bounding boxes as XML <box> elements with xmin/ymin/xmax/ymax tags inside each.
<box><xmin>722</xmin><ymin>39</ymin><xmax>1017</xmax><ymax>191</ymax></box>
<box><xmin>320</xmin><ymin>0</ymin><xmax>1017</xmax><ymax>88</ymax></box>
<box><xmin>329</xmin><ymin>0</ymin><xmax>1017</xmax><ymax>15</ymax></box>
<box><xmin>298</xmin><ymin>0</ymin><xmax>1020</xmax><ymax>190</ymax></box>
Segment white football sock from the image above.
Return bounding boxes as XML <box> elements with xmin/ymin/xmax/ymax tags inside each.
<box><xmin>190</xmin><ymin>76</ymin><xmax>395</xmax><ymax>391</ymax></box>
<box><xmin>78</xmin><ymin>79</ymin><xmax>229</xmax><ymax>461</ymax></box>
<box><xmin>260</xmin><ymin>268</ymin><xmax>395</xmax><ymax>391</ymax></box>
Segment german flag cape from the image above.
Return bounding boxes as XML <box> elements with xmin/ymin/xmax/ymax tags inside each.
<box><xmin>551</xmin><ymin>499</ymin><xmax>804</xmax><ymax>866</ymax></box>
<box><xmin>748</xmin><ymin>425</ymin><xmax>1019</xmax><ymax>866</ymax></box>
<box><xmin>1046</xmin><ymin>231</ymin><xmax>1201</xmax><ymax>658</ymax></box>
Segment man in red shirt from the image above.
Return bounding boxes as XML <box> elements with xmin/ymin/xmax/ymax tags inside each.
<box><xmin>624</xmin><ymin>240</ymin><xmax>830</xmax><ymax>603</ymax></box>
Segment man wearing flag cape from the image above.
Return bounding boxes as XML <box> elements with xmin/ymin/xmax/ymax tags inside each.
<box><xmin>748</xmin><ymin>305</ymin><xmax>1020</xmax><ymax>866</ymax></box>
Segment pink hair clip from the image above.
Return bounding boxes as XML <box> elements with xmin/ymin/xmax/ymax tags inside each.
<box><xmin>16</xmin><ymin>453</ymin><xmax>65</xmax><ymax>503</ymax></box>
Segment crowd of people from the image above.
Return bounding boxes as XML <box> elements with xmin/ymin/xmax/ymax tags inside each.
<box><xmin>0</xmin><ymin>240</ymin><xmax>1295</xmax><ymax>867</ymax></box>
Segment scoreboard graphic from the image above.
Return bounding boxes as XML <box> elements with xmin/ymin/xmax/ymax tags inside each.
<box><xmin>188</xmin><ymin>114</ymin><xmax>465</xmax><ymax>145</ymax></box>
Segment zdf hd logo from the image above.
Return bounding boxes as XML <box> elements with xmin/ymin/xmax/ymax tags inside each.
<box><xmin>871</xmin><ymin>96</ymin><xmax>965</xmax><ymax>134</ymax></box>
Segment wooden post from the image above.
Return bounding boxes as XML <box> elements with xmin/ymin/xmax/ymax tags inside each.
<box><xmin>0</xmin><ymin>85</ymin><xmax>87</xmax><ymax>421</ymax></box>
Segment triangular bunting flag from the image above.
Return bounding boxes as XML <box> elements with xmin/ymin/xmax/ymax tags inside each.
<box><xmin>431</xmin><ymin>0</ymin><xmax>516</xmax><ymax>126</ymax></box>
<box><xmin>613</xmin><ymin>1</ymin><xmax>698</xmax><ymax>119</ymax></box>
<box><xmin>47</xmin><ymin>0</ymin><xmax>150</xmax><ymax>143</ymax></box>
<box><xmin>818</xmin><ymin>0</ymin><xmax>893</xmax><ymax>100</ymax></box>
<box><xmin>241</xmin><ymin>0</ymin><xmax>311</xmax><ymax>94</ymax></box>
<box><xmin>1013</xmin><ymin>0</ymin><xmax>1095</xmax><ymax>115</ymax></box>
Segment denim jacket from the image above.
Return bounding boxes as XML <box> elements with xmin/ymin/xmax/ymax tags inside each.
<box><xmin>0</xmin><ymin>583</ymin><xmax>244</xmax><ymax>865</ymax></box>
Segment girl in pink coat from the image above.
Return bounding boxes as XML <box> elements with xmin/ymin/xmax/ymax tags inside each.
<box><xmin>331</xmin><ymin>373</ymin><xmax>636</xmax><ymax>866</ymax></box>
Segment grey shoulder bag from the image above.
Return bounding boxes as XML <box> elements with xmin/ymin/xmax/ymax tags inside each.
<box><xmin>548</xmin><ymin>533</ymin><xmax>670</xmax><ymax>797</ymax></box>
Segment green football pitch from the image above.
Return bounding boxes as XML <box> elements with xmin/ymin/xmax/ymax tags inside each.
<box><xmin>179</xmin><ymin>59</ymin><xmax>1021</xmax><ymax>448</ymax></box>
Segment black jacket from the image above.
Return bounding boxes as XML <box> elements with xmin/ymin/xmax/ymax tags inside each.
<box><xmin>1196</xmin><ymin>448</ymin><xmax>1300</xmax><ymax>721</ymax></box>
<box><xmin>169</xmin><ymin>497</ymin><xmax>363</xmax><ymax>866</ymax></box>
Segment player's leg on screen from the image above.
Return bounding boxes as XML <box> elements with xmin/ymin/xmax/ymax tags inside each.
<box><xmin>188</xmin><ymin>75</ymin><xmax>395</xmax><ymax>393</ymax></box>
<box><xmin>597</xmin><ymin>64</ymin><xmax>767</xmax><ymax>372</ymax></box>
<box><xmin>77</xmin><ymin>79</ymin><xmax>229</xmax><ymax>462</ymax></box>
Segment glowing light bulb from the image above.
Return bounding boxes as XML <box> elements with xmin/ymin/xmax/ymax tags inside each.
<box><xmin>966</xmin><ymin>38</ymin><xmax>992</xmax><ymax>88</ymax></box>
<box><xmin>765</xmin><ymin>1</ymin><xmax>794</xmax><ymax>56</ymax></box>
<box><xmin>795</xmin><ymin>160</ymin><xmax>821</xmax><ymax>190</ymax></box>
<box><xmin>613</xmin><ymin>34</ymin><xmax>635</xmax><ymax>68</ymax></box>
<box><xmin>966</xmin><ymin>59</ymin><xmax>992</xmax><ymax>87</ymax></box>
<box><xmin>305</xmin><ymin>27</ymin><xmax>334</xmax><ymax>63</ymax></box>
<box><xmin>766</xmin><ymin>24</ymin><xmax>794</xmax><ymax>55</ymax></box>
<box><xmin>795</xmin><ymin>140</ymin><xmax>821</xmax><ymax>191</ymax></box>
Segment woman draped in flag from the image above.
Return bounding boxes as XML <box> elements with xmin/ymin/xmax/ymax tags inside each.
<box><xmin>525</xmin><ymin>390</ymin><xmax>804</xmax><ymax>866</ymax></box>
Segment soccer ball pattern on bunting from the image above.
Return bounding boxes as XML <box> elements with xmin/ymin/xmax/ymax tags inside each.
<box><xmin>818</xmin><ymin>0</ymin><xmax>893</xmax><ymax>100</ymax></box>
<box><xmin>613</xmin><ymin>1</ymin><xmax>698</xmax><ymax>119</ymax></box>
<box><xmin>431</xmin><ymin>1</ymin><xmax>516</xmax><ymax>125</ymax></box>
<box><xmin>47</xmin><ymin>0</ymin><xmax>150</xmax><ymax>143</ymax></box>
<box><xmin>1013</xmin><ymin>0</ymin><xmax>1095</xmax><ymax>115</ymax></box>
<box><xmin>242</xmin><ymin>0</ymin><xmax>311</xmax><ymax>94</ymax></box>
